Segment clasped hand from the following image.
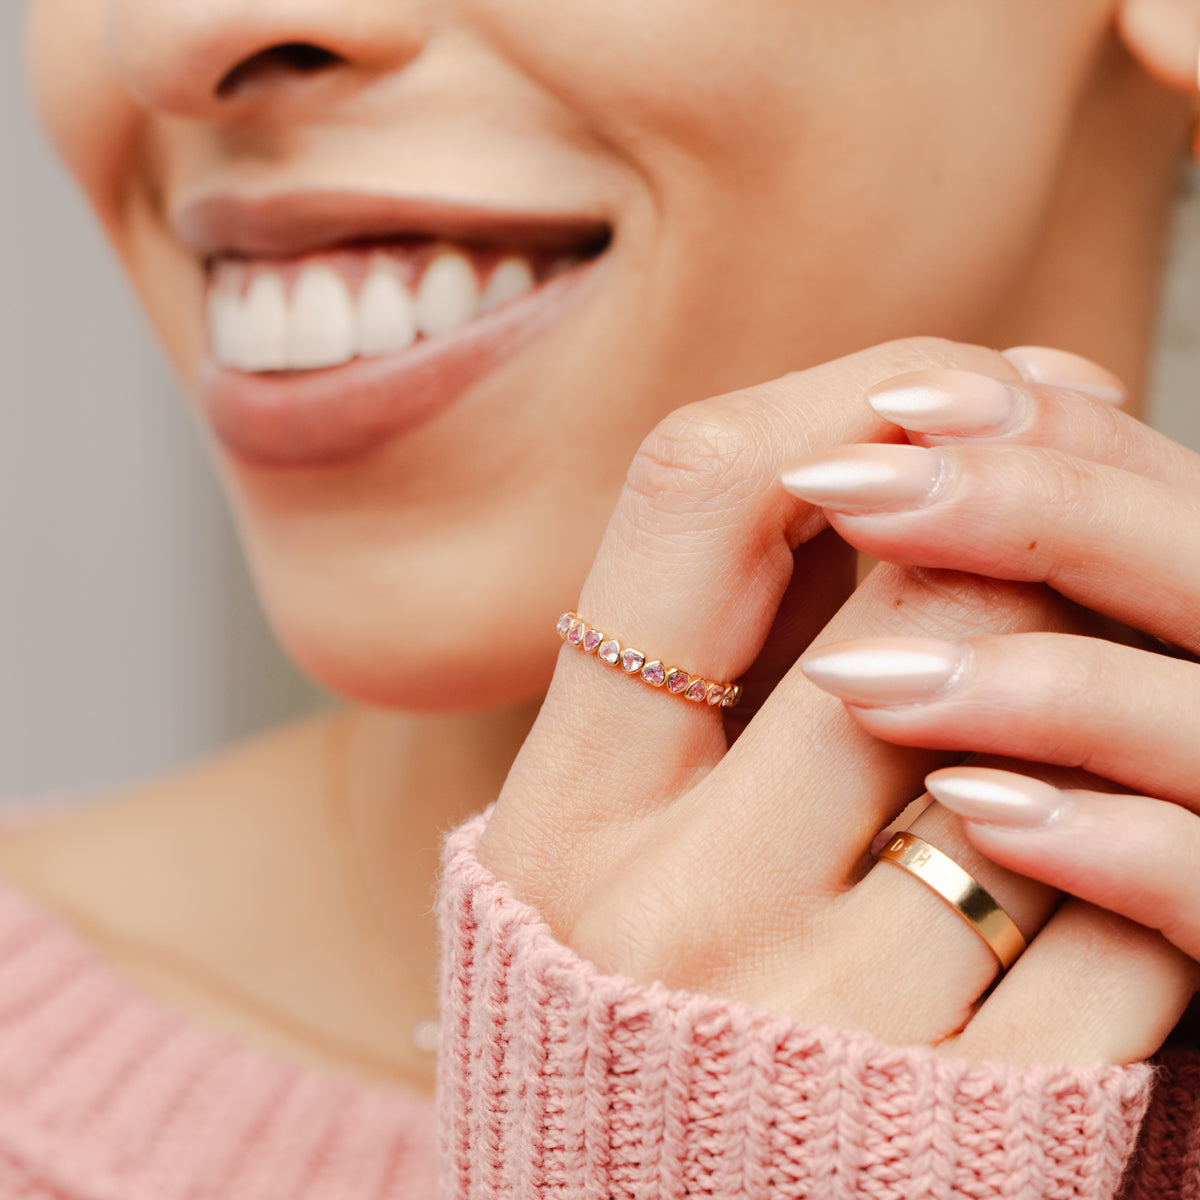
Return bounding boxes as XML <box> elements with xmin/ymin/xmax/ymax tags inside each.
<box><xmin>480</xmin><ymin>337</ymin><xmax>1200</xmax><ymax>1067</ymax></box>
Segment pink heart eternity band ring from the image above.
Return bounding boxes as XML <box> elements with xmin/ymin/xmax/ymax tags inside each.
<box><xmin>556</xmin><ymin>611</ymin><xmax>742</xmax><ymax>708</ymax></box>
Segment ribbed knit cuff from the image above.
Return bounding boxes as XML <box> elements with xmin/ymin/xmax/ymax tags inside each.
<box><xmin>1120</xmin><ymin>1049</ymin><xmax>1200</xmax><ymax>1200</ymax></box>
<box><xmin>438</xmin><ymin>815</ymin><xmax>1154</xmax><ymax>1200</ymax></box>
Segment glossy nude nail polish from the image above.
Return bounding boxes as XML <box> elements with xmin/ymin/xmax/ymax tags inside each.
<box><xmin>865</xmin><ymin>369</ymin><xmax>1017</xmax><ymax>434</ymax></box>
<box><xmin>800</xmin><ymin>638</ymin><xmax>967</xmax><ymax>705</ymax></box>
<box><xmin>925</xmin><ymin>767</ymin><xmax>1065</xmax><ymax>828</ymax></box>
<box><xmin>1001</xmin><ymin>346</ymin><xmax>1126</xmax><ymax>405</ymax></box>
<box><xmin>779</xmin><ymin>444</ymin><xmax>944</xmax><ymax>511</ymax></box>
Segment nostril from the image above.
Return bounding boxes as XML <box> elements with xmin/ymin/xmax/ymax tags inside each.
<box><xmin>216</xmin><ymin>43</ymin><xmax>341</xmax><ymax>99</ymax></box>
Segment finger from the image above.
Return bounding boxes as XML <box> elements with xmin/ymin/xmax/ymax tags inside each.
<box><xmin>767</xmin><ymin>793</ymin><xmax>1061</xmax><ymax>1045</ymax></box>
<box><xmin>862</xmin><ymin>365</ymin><xmax>1200</xmax><ymax>494</ymax></box>
<box><xmin>725</xmin><ymin>567</ymin><xmax>1083</xmax><ymax>885</ymax></box>
<box><xmin>797</xmin><ymin>758</ymin><xmax>1199</xmax><ymax>1049</ymax></box>
<box><xmin>770</xmin><ymin>615</ymin><xmax>1200</xmax><ymax>1043</ymax></box>
<box><xmin>488</xmin><ymin>341</ymin><xmax>1020</xmax><ymax>876</ymax></box>
<box><xmin>948</xmin><ymin>898</ymin><xmax>1196</xmax><ymax>1067</ymax></box>
<box><xmin>726</xmin><ymin>526</ymin><xmax>856</xmax><ymax>727</ymax></box>
<box><xmin>927</xmin><ymin>767</ymin><xmax>1200</xmax><ymax>966</ymax></box>
<box><xmin>799</xmin><ymin>632</ymin><xmax>1200</xmax><ymax>804</ymax></box>
<box><xmin>778</xmin><ymin>441</ymin><xmax>1200</xmax><ymax>651</ymax></box>
<box><xmin>562</xmin><ymin>569</ymin><xmax>1080</xmax><ymax>996</ymax></box>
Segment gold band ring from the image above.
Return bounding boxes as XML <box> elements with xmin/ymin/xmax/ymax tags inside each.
<box><xmin>876</xmin><ymin>832</ymin><xmax>1026</xmax><ymax>972</ymax></box>
<box><xmin>556</xmin><ymin>611</ymin><xmax>741</xmax><ymax>708</ymax></box>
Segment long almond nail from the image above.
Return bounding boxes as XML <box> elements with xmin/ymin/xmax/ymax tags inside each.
<box><xmin>1001</xmin><ymin>346</ymin><xmax>1126</xmax><ymax>405</ymax></box>
<box><xmin>800</xmin><ymin>638</ymin><xmax>968</xmax><ymax>705</ymax></box>
<box><xmin>866</xmin><ymin>370</ymin><xmax>1017</xmax><ymax>434</ymax></box>
<box><xmin>779</xmin><ymin>444</ymin><xmax>944</xmax><ymax>512</ymax></box>
<box><xmin>926</xmin><ymin>767</ymin><xmax>1065</xmax><ymax>828</ymax></box>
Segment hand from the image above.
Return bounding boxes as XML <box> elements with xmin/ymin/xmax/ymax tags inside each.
<box><xmin>479</xmin><ymin>339</ymin><xmax>1191</xmax><ymax>1067</ymax></box>
<box><xmin>784</xmin><ymin>354</ymin><xmax>1200</xmax><ymax>1045</ymax></box>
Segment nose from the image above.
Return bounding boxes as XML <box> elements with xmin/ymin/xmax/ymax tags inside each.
<box><xmin>104</xmin><ymin>0</ymin><xmax>427</xmax><ymax>117</ymax></box>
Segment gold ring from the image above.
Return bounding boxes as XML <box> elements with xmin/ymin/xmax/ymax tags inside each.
<box><xmin>556</xmin><ymin>611</ymin><xmax>741</xmax><ymax>708</ymax></box>
<box><xmin>875</xmin><ymin>832</ymin><xmax>1026</xmax><ymax>971</ymax></box>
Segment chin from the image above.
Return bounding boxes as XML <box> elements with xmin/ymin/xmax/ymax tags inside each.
<box><xmin>251</xmin><ymin>541</ymin><xmax>578</xmax><ymax>712</ymax></box>
<box><xmin>291</xmin><ymin>626</ymin><xmax>560</xmax><ymax>712</ymax></box>
<box><xmin>282</xmin><ymin>620</ymin><xmax>561</xmax><ymax>712</ymax></box>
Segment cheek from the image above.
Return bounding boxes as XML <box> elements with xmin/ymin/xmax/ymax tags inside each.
<box><xmin>26</xmin><ymin>0</ymin><xmax>141</xmax><ymax>234</ymax></box>
<box><xmin>468</xmin><ymin>0</ymin><xmax>1109</xmax><ymax>336</ymax></box>
<box><xmin>466</xmin><ymin>1</ymin><xmax>1100</xmax><ymax>166</ymax></box>
<box><xmin>463</xmin><ymin>0</ymin><xmax>803</xmax><ymax>157</ymax></box>
<box><xmin>28</xmin><ymin>0</ymin><xmax>202</xmax><ymax>379</ymax></box>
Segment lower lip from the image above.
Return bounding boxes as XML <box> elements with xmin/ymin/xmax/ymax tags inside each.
<box><xmin>198</xmin><ymin>260</ymin><xmax>600</xmax><ymax>468</ymax></box>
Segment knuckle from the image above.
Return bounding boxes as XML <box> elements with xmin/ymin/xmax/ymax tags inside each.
<box><xmin>624</xmin><ymin>399</ymin><xmax>766</xmax><ymax>516</ymax></box>
<box><xmin>882</xmin><ymin>565</ymin><xmax>1060</xmax><ymax>640</ymax></box>
<box><xmin>962</xmin><ymin>446</ymin><xmax>1113</xmax><ymax>580</ymax></box>
<box><xmin>566</xmin><ymin>822</ymin><xmax>771</xmax><ymax>989</ymax></box>
<box><xmin>568</xmin><ymin>878</ymin><xmax>687</xmax><ymax>981</ymax></box>
<box><xmin>860</xmin><ymin>335</ymin><xmax>1010</xmax><ymax>380</ymax></box>
<box><xmin>875</xmin><ymin>334</ymin><xmax>964</xmax><ymax>368</ymax></box>
<box><xmin>1018</xmin><ymin>450</ymin><xmax>1120</xmax><ymax>582</ymax></box>
<box><xmin>477</xmin><ymin>816</ymin><xmax>583</xmax><ymax>931</ymax></box>
<box><xmin>1063</xmin><ymin>394</ymin><xmax>1182</xmax><ymax>484</ymax></box>
<box><xmin>1089</xmin><ymin>400</ymin><xmax>1144</xmax><ymax>466</ymax></box>
<box><xmin>985</xmin><ymin>447</ymin><xmax>1110</xmax><ymax>546</ymax></box>
<box><xmin>619</xmin><ymin>335</ymin><xmax>1010</xmax><ymax>523</ymax></box>
<box><xmin>993</xmin><ymin>637</ymin><xmax>1142</xmax><ymax>774</ymax></box>
<box><xmin>1027</xmin><ymin>448</ymin><xmax>1099</xmax><ymax>515</ymax></box>
<box><xmin>1029</xmin><ymin>641</ymin><xmax>1107</xmax><ymax>727</ymax></box>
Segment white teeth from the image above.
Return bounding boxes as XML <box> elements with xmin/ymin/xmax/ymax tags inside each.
<box><xmin>238</xmin><ymin>272</ymin><xmax>289</xmax><ymax>371</ymax></box>
<box><xmin>208</xmin><ymin>246</ymin><xmax>546</xmax><ymax>373</ymax></box>
<box><xmin>479</xmin><ymin>257</ymin><xmax>535</xmax><ymax>313</ymax></box>
<box><xmin>287</xmin><ymin>264</ymin><xmax>357</xmax><ymax>370</ymax></box>
<box><xmin>207</xmin><ymin>285</ymin><xmax>246</xmax><ymax>370</ymax></box>
<box><xmin>356</xmin><ymin>258</ymin><xmax>417</xmax><ymax>358</ymax></box>
<box><xmin>416</xmin><ymin>249</ymin><xmax>479</xmax><ymax>338</ymax></box>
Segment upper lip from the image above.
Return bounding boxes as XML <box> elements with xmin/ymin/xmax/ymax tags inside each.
<box><xmin>172</xmin><ymin>188</ymin><xmax>612</xmax><ymax>260</ymax></box>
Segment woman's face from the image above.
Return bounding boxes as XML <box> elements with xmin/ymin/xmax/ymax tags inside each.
<box><xmin>27</xmin><ymin>0</ymin><xmax>1111</xmax><ymax>708</ymax></box>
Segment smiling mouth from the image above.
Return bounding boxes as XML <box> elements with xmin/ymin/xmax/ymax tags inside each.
<box><xmin>183</xmin><ymin>190</ymin><xmax>614</xmax><ymax>467</ymax></box>
<box><xmin>205</xmin><ymin>235</ymin><xmax>608</xmax><ymax>374</ymax></box>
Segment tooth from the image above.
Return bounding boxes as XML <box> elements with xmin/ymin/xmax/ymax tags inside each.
<box><xmin>207</xmin><ymin>286</ymin><xmax>245</xmax><ymax>369</ymax></box>
<box><xmin>207</xmin><ymin>262</ymin><xmax>254</xmax><ymax>369</ymax></box>
<box><xmin>356</xmin><ymin>259</ymin><xmax>417</xmax><ymax>358</ymax></box>
<box><xmin>479</xmin><ymin>257</ymin><xmax>535</xmax><ymax>314</ymax></box>
<box><xmin>286</xmin><ymin>264</ymin><xmax>357</xmax><ymax>370</ymax></box>
<box><xmin>238</xmin><ymin>272</ymin><xmax>289</xmax><ymax>371</ymax></box>
<box><xmin>416</xmin><ymin>249</ymin><xmax>479</xmax><ymax>337</ymax></box>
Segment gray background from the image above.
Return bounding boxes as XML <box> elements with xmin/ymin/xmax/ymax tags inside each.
<box><xmin>2</xmin><ymin>14</ymin><xmax>1197</xmax><ymax>799</ymax></box>
<box><xmin>2</xmin><ymin>20</ymin><xmax>320</xmax><ymax>800</ymax></box>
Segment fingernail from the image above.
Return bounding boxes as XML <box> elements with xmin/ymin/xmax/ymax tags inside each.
<box><xmin>926</xmin><ymin>767</ymin><xmax>1066</xmax><ymax>828</ymax></box>
<box><xmin>1001</xmin><ymin>346</ymin><xmax>1126</xmax><ymax>405</ymax></box>
<box><xmin>866</xmin><ymin>369</ymin><xmax>1018</xmax><ymax>434</ymax></box>
<box><xmin>779</xmin><ymin>444</ymin><xmax>945</xmax><ymax>512</ymax></box>
<box><xmin>800</xmin><ymin>637</ymin><xmax>968</xmax><ymax>705</ymax></box>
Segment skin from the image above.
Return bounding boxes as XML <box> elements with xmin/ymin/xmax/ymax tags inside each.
<box><xmin>794</xmin><ymin>380</ymin><xmax>1200</xmax><ymax>975</ymax></box>
<box><xmin>9</xmin><ymin>0</ymin><xmax>1199</xmax><ymax>1093</ymax></box>
<box><xmin>24</xmin><ymin>0</ymin><xmax>1179</xmax><ymax>707</ymax></box>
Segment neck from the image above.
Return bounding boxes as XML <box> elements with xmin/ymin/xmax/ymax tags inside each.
<box><xmin>0</xmin><ymin>697</ymin><xmax>543</xmax><ymax>1090</ymax></box>
<box><xmin>335</xmin><ymin>698</ymin><xmax>541</xmax><ymax>899</ymax></box>
<box><xmin>323</xmin><ymin>696</ymin><xmax>542</xmax><ymax>1012</ymax></box>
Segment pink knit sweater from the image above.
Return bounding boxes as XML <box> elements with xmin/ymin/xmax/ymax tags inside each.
<box><xmin>0</xmin><ymin>811</ymin><xmax>1194</xmax><ymax>1198</ymax></box>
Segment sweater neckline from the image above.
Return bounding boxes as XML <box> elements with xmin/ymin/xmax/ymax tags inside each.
<box><xmin>0</xmin><ymin>859</ymin><xmax>435</xmax><ymax>1198</ymax></box>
